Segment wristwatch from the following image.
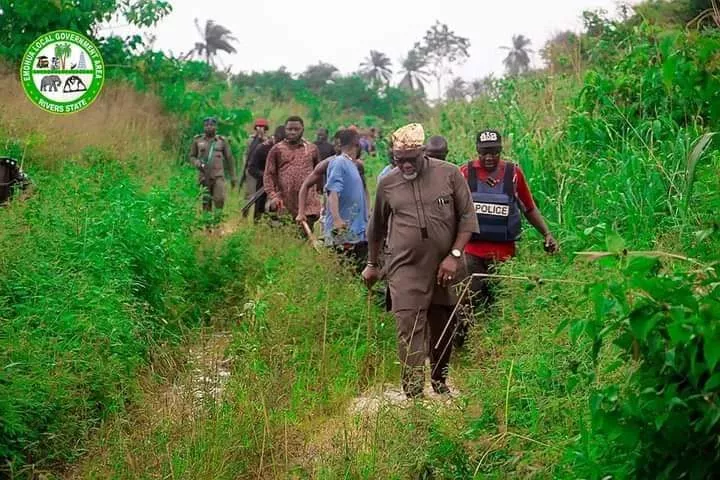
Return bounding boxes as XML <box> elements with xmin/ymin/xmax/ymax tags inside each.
<box><xmin>450</xmin><ymin>249</ymin><xmax>462</xmax><ymax>259</ymax></box>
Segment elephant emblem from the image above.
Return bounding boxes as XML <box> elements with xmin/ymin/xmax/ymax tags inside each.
<box><xmin>40</xmin><ymin>75</ymin><xmax>61</xmax><ymax>92</ymax></box>
<box><xmin>63</xmin><ymin>75</ymin><xmax>87</xmax><ymax>93</ymax></box>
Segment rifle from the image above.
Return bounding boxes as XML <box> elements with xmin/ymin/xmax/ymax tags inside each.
<box><xmin>241</xmin><ymin>186</ymin><xmax>266</xmax><ymax>217</ymax></box>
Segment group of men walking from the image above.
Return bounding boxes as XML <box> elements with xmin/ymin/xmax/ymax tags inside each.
<box><xmin>189</xmin><ymin>116</ymin><xmax>558</xmax><ymax>400</ymax></box>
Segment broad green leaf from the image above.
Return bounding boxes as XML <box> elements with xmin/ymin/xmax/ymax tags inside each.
<box><xmin>570</xmin><ymin>319</ymin><xmax>586</xmax><ymax>344</ymax></box>
<box><xmin>629</xmin><ymin>306</ymin><xmax>660</xmax><ymax>342</ymax></box>
<box><xmin>668</xmin><ymin>321</ymin><xmax>693</xmax><ymax>346</ymax></box>
<box><xmin>685</xmin><ymin>132</ymin><xmax>716</xmax><ymax>211</ymax></box>
<box><xmin>662</xmin><ymin>54</ymin><xmax>679</xmax><ymax>91</ymax></box>
<box><xmin>625</xmin><ymin>256</ymin><xmax>660</xmax><ymax>277</ymax></box>
<box><xmin>704</xmin><ymin>329</ymin><xmax>720</xmax><ymax>371</ymax></box>
<box><xmin>669</xmin><ymin>396</ymin><xmax>688</xmax><ymax>410</ymax></box>
<box><xmin>605</xmin><ymin>232</ymin><xmax>626</xmax><ymax>254</ymax></box>
<box><xmin>705</xmin><ymin>372</ymin><xmax>720</xmax><ymax>392</ymax></box>
<box><xmin>554</xmin><ymin>318</ymin><xmax>570</xmax><ymax>336</ymax></box>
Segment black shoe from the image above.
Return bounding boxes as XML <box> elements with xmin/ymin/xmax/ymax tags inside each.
<box><xmin>453</xmin><ymin>331</ymin><xmax>466</xmax><ymax>348</ymax></box>
<box><xmin>432</xmin><ymin>381</ymin><xmax>451</xmax><ymax>395</ymax></box>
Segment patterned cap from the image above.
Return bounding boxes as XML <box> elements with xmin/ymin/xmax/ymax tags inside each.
<box><xmin>392</xmin><ymin>123</ymin><xmax>425</xmax><ymax>150</ymax></box>
<box><xmin>204</xmin><ymin>117</ymin><xmax>217</xmax><ymax>125</ymax></box>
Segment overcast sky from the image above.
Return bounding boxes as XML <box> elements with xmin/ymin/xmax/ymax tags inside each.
<box><xmin>102</xmin><ymin>0</ymin><xmax>635</xmax><ymax>96</ymax></box>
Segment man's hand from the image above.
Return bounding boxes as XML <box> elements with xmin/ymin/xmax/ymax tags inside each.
<box><xmin>267</xmin><ymin>196</ymin><xmax>284</xmax><ymax>212</ymax></box>
<box><xmin>543</xmin><ymin>233</ymin><xmax>559</xmax><ymax>254</ymax></box>
<box><xmin>362</xmin><ymin>265</ymin><xmax>381</xmax><ymax>288</ymax></box>
<box><xmin>436</xmin><ymin>256</ymin><xmax>460</xmax><ymax>287</ymax></box>
<box><xmin>295</xmin><ymin>212</ymin><xmax>307</xmax><ymax>224</ymax></box>
<box><xmin>332</xmin><ymin>218</ymin><xmax>347</xmax><ymax>234</ymax></box>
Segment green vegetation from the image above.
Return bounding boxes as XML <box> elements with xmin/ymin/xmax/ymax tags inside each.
<box><xmin>1</xmin><ymin>0</ymin><xmax>719</xmax><ymax>478</ymax></box>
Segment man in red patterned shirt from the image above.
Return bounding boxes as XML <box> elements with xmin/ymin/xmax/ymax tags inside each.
<box><xmin>455</xmin><ymin>129</ymin><xmax>558</xmax><ymax>347</ymax></box>
<box><xmin>264</xmin><ymin>116</ymin><xmax>322</xmax><ymax>233</ymax></box>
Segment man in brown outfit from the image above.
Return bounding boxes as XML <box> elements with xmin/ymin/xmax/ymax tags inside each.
<box><xmin>188</xmin><ymin>117</ymin><xmax>237</xmax><ymax>212</ymax></box>
<box><xmin>362</xmin><ymin>123</ymin><xmax>479</xmax><ymax>398</ymax></box>
<box><xmin>263</xmin><ymin>115</ymin><xmax>322</xmax><ymax>232</ymax></box>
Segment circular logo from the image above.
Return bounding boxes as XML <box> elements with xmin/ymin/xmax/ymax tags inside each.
<box><xmin>20</xmin><ymin>30</ymin><xmax>105</xmax><ymax>115</ymax></box>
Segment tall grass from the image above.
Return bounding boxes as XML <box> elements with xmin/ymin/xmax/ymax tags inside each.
<box><xmin>69</xmin><ymin>222</ymin><xmax>399</xmax><ymax>479</ymax></box>
<box><xmin>0</xmin><ymin>139</ymin><xmax>256</xmax><ymax>476</ymax></box>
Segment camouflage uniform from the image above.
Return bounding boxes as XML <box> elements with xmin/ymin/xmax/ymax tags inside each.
<box><xmin>189</xmin><ymin>133</ymin><xmax>237</xmax><ymax>211</ymax></box>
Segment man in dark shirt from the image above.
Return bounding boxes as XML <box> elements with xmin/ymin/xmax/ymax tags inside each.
<box><xmin>241</xmin><ymin>118</ymin><xmax>269</xmax><ymax>198</ymax></box>
<box><xmin>247</xmin><ymin>125</ymin><xmax>285</xmax><ymax>221</ymax></box>
<box><xmin>314</xmin><ymin>128</ymin><xmax>336</xmax><ymax>160</ymax></box>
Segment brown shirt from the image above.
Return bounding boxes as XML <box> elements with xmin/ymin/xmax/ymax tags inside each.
<box><xmin>189</xmin><ymin>134</ymin><xmax>236</xmax><ymax>181</ymax></box>
<box><xmin>368</xmin><ymin>157</ymin><xmax>479</xmax><ymax>310</ymax></box>
<box><xmin>263</xmin><ymin>140</ymin><xmax>321</xmax><ymax>217</ymax></box>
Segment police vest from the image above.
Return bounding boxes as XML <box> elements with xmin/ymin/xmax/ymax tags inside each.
<box><xmin>467</xmin><ymin>162</ymin><xmax>522</xmax><ymax>243</ymax></box>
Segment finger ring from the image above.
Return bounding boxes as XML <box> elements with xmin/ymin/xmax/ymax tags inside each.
<box><xmin>448</xmin><ymin>276</ymin><xmax>453</xmax><ymax>280</ymax></box>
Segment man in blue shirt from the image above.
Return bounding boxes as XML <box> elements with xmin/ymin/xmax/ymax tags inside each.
<box><xmin>324</xmin><ymin>129</ymin><xmax>368</xmax><ymax>273</ymax></box>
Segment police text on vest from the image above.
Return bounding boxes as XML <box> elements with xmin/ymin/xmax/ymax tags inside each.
<box><xmin>474</xmin><ymin>202</ymin><xmax>509</xmax><ymax>217</ymax></box>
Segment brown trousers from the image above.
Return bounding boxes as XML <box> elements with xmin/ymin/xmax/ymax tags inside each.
<box><xmin>202</xmin><ymin>177</ymin><xmax>226</xmax><ymax>211</ymax></box>
<box><xmin>393</xmin><ymin>305</ymin><xmax>455</xmax><ymax>397</ymax></box>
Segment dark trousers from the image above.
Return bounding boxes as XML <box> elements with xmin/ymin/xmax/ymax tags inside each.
<box><xmin>393</xmin><ymin>304</ymin><xmax>455</xmax><ymax>398</ymax></box>
<box><xmin>455</xmin><ymin>254</ymin><xmax>498</xmax><ymax>347</ymax></box>
<box><xmin>252</xmin><ymin>192</ymin><xmax>267</xmax><ymax>222</ymax></box>
<box><xmin>332</xmin><ymin>241</ymin><xmax>368</xmax><ymax>275</ymax></box>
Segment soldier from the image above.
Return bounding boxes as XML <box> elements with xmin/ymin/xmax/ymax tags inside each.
<box><xmin>188</xmin><ymin>117</ymin><xmax>237</xmax><ymax>214</ymax></box>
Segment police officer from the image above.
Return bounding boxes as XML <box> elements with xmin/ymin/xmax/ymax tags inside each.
<box><xmin>456</xmin><ymin>129</ymin><xmax>558</xmax><ymax>347</ymax></box>
<box><xmin>189</xmin><ymin>117</ymin><xmax>237</xmax><ymax>213</ymax></box>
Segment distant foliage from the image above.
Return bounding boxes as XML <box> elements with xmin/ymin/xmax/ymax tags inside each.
<box><xmin>0</xmin><ymin>0</ymin><xmax>171</xmax><ymax>61</ymax></box>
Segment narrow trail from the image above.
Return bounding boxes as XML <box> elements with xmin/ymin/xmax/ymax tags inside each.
<box><xmin>67</xmin><ymin>203</ymin><xmax>469</xmax><ymax>478</ymax></box>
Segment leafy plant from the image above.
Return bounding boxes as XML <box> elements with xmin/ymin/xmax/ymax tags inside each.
<box><xmin>566</xmin><ymin>237</ymin><xmax>720</xmax><ymax>478</ymax></box>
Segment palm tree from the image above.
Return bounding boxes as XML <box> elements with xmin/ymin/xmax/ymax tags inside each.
<box><xmin>501</xmin><ymin>34</ymin><xmax>533</xmax><ymax>76</ymax></box>
<box><xmin>359</xmin><ymin>50</ymin><xmax>393</xmax><ymax>88</ymax></box>
<box><xmin>445</xmin><ymin>77</ymin><xmax>468</xmax><ymax>102</ymax></box>
<box><xmin>469</xmin><ymin>74</ymin><xmax>497</xmax><ymax>99</ymax></box>
<box><xmin>183</xmin><ymin>19</ymin><xmax>238</xmax><ymax>67</ymax></box>
<box><xmin>398</xmin><ymin>49</ymin><xmax>430</xmax><ymax>96</ymax></box>
<box><xmin>54</xmin><ymin>43</ymin><xmax>72</xmax><ymax>70</ymax></box>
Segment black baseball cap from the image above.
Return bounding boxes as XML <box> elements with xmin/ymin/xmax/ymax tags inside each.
<box><xmin>476</xmin><ymin>129</ymin><xmax>502</xmax><ymax>148</ymax></box>
<box><xmin>203</xmin><ymin>116</ymin><xmax>217</xmax><ymax>125</ymax></box>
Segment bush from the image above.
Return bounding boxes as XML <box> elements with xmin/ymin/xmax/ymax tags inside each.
<box><xmin>566</xmin><ymin>247</ymin><xmax>720</xmax><ymax>478</ymax></box>
<box><xmin>0</xmin><ymin>148</ymin><xmax>253</xmax><ymax>471</ymax></box>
